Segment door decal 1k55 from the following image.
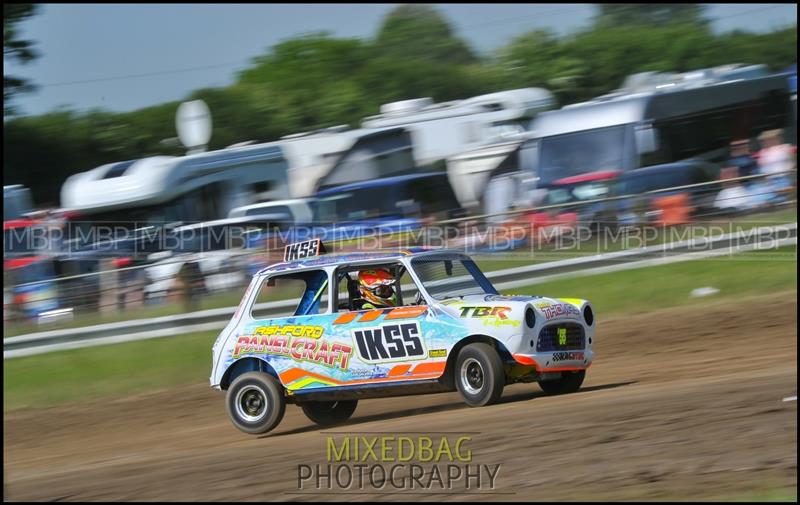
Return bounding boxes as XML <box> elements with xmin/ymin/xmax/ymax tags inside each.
<box><xmin>352</xmin><ymin>321</ymin><xmax>427</xmax><ymax>363</ymax></box>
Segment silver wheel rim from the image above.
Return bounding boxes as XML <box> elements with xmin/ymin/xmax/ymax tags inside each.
<box><xmin>460</xmin><ymin>357</ymin><xmax>484</xmax><ymax>395</ymax></box>
<box><xmin>235</xmin><ymin>385</ymin><xmax>268</xmax><ymax>423</ymax></box>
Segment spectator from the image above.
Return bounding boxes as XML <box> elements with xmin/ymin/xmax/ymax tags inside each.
<box><xmin>714</xmin><ymin>166</ymin><xmax>758</xmax><ymax>214</ymax></box>
<box><xmin>757</xmin><ymin>129</ymin><xmax>796</xmax><ymax>203</ymax></box>
<box><xmin>726</xmin><ymin>139</ymin><xmax>758</xmax><ymax>184</ymax></box>
<box><xmin>758</xmin><ymin>129</ymin><xmax>795</xmax><ymax>175</ymax></box>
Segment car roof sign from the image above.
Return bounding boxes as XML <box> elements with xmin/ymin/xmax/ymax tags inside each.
<box><xmin>283</xmin><ymin>239</ymin><xmax>326</xmax><ymax>262</ymax></box>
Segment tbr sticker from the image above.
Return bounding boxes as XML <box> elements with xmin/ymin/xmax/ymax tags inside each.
<box><xmin>351</xmin><ymin>322</ymin><xmax>427</xmax><ymax>364</ymax></box>
<box><xmin>457</xmin><ymin>306</ymin><xmax>519</xmax><ymax>327</ymax></box>
<box><xmin>458</xmin><ymin>306</ymin><xmax>511</xmax><ymax>319</ymax></box>
<box><xmin>429</xmin><ymin>349</ymin><xmax>447</xmax><ymax>358</ymax></box>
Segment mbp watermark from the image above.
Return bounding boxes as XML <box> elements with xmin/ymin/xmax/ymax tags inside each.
<box><xmin>294</xmin><ymin>432</ymin><xmax>505</xmax><ymax>495</ymax></box>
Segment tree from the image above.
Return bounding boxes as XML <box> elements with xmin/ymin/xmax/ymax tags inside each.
<box><xmin>4</xmin><ymin>3</ymin><xmax>40</xmax><ymax>115</ymax></box>
<box><xmin>238</xmin><ymin>32</ymin><xmax>373</xmax><ymax>130</ymax></box>
<box><xmin>593</xmin><ymin>4</ymin><xmax>709</xmax><ymax>29</ymax></box>
<box><xmin>375</xmin><ymin>4</ymin><xmax>477</xmax><ymax>65</ymax></box>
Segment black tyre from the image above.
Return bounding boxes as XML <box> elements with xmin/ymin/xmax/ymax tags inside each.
<box><xmin>226</xmin><ymin>372</ymin><xmax>286</xmax><ymax>435</ymax></box>
<box><xmin>300</xmin><ymin>400</ymin><xmax>358</xmax><ymax>427</ymax></box>
<box><xmin>455</xmin><ymin>343</ymin><xmax>505</xmax><ymax>407</ymax></box>
<box><xmin>538</xmin><ymin>370</ymin><xmax>586</xmax><ymax>395</ymax></box>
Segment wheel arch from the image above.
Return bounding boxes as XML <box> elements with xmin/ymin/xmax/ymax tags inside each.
<box><xmin>219</xmin><ymin>357</ymin><xmax>280</xmax><ymax>391</ymax></box>
<box><xmin>442</xmin><ymin>334</ymin><xmax>513</xmax><ymax>389</ymax></box>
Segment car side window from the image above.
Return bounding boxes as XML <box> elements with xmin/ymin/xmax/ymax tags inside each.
<box><xmin>333</xmin><ymin>263</ymin><xmax>426</xmax><ymax>313</ymax></box>
<box><xmin>251</xmin><ymin>269</ymin><xmax>328</xmax><ymax>319</ymax></box>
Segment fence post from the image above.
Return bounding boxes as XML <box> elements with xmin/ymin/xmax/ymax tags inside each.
<box><xmin>98</xmin><ymin>259</ymin><xmax>118</xmax><ymax>314</ymax></box>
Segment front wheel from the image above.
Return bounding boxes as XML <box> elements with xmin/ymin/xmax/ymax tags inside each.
<box><xmin>538</xmin><ymin>370</ymin><xmax>586</xmax><ymax>395</ymax></box>
<box><xmin>226</xmin><ymin>372</ymin><xmax>286</xmax><ymax>435</ymax></box>
<box><xmin>300</xmin><ymin>400</ymin><xmax>358</xmax><ymax>427</ymax></box>
<box><xmin>455</xmin><ymin>343</ymin><xmax>505</xmax><ymax>407</ymax></box>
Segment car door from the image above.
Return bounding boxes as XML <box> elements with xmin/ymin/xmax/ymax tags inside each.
<box><xmin>237</xmin><ymin>268</ymin><xmax>356</xmax><ymax>392</ymax></box>
<box><xmin>318</xmin><ymin>263</ymin><xmax>448</xmax><ymax>387</ymax></box>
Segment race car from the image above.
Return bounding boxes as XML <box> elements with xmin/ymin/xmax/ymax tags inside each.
<box><xmin>210</xmin><ymin>239</ymin><xmax>595</xmax><ymax>434</ymax></box>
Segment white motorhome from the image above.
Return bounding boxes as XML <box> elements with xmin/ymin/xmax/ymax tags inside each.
<box><xmin>361</xmin><ymin>88</ymin><xmax>556</xmax><ymax>209</ymax></box>
<box><xmin>60</xmin><ymin>126</ymin><xmax>410</xmax><ymax>231</ymax></box>
<box><xmin>61</xmin><ymin>144</ymin><xmax>288</xmax><ymax>229</ymax></box>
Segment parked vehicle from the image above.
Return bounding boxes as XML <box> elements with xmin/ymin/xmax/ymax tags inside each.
<box><xmin>362</xmin><ymin>89</ymin><xmax>556</xmax><ymax>209</ymax></box>
<box><xmin>227</xmin><ymin>199</ymin><xmax>313</xmax><ymax>225</ymax></box>
<box><xmin>142</xmin><ymin>215</ymin><xmax>293</xmax><ymax>302</ymax></box>
<box><xmin>3</xmin><ymin>185</ymin><xmax>34</xmax><ymax>220</ymax></box>
<box><xmin>519</xmin><ymin>64</ymin><xmax>793</xmax><ymax>224</ymax></box>
<box><xmin>3</xmin><ymin>219</ymin><xmax>62</xmax><ymax>323</ymax></box>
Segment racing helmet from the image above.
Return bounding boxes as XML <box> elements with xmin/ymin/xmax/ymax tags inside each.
<box><xmin>358</xmin><ymin>269</ymin><xmax>397</xmax><ymax>308</ymax></box>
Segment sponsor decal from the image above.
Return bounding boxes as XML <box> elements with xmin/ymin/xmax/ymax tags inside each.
<box><xmin>535</xmin><ymin>302</ymin><xmax>580</xmax><ymax>320</ymax></box>
<box><xmin>558</xmin><ymin>327</ymin><xmax>567</xmax><ymax>346</ymax></box>
<box><xmin>429</xmin><ymin>349</ymin><xmax>447</xmax><ymax>358</ymax></box>
<box><xmin>483</xmin><ymin>318</ymin><xmax>520</xmax><ymax>328</ymax></box>
<box><xmin>253</xmin><ymin>324</ymin><xmax>324</xmax><ymax>339</ymax></box>
<box><xmin>232</xmin><ymin>332</ymin><xmax>352</xmax><ymax>370</ymax></box>
<box><xmin>352</xmin><ymin>322</ymin><xmax>427</xmax><ymax>363</ymax></box>
<box><xmin>552</xmin><ymin>351</ymin><xmax>584</xmax><ymax>362</ymax></box>
<box><xmin>284</xmin><ymin>238</ymin><xmax>325</xmax><ymax>262</ymax></box>
<box><xmin>349</xmin><ymin>368</ymin><xmax>381</xmax><ymax>378</ymax></box>
<box><xmin>458</xmin><ymin>306</ymin><xmax>511</xmax><ymax>319</ymax></box>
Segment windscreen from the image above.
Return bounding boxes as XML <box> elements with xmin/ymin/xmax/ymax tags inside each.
<box><xmin>411</xmin><ymin>255</ymin><xmax>498</xmax><ymax>301</ymax></box>
<box><xmin>538</xmin><ymin>125</ymin><xmax>627</xmax><ymax>184</ymax></box>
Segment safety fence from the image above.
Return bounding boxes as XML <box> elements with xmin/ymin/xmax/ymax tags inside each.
<box><xmin>5</xmin><ymin>221</ymin><xmax>796</xmax><ymax>358</ymax></box>
<box><xmin>3</xmin><ymin>169</ymin><xmax>796</xmax><ymax>330</ymax></box>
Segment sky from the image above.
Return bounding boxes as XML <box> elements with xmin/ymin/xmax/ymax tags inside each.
<box><xmin>5</xmin><ymin>3</ymin><xmax>798</xmax><ymax>117</ymax></box>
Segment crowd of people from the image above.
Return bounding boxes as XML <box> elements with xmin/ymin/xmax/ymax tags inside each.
<box><xmin>714</xmin><ymin>128</ymin><xmax>797</xmax><ymax>213</ymax></box>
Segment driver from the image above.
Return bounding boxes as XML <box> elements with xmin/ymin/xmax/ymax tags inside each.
<box><xmin>355</xmin><ymin>269</ymin><xmax>397</xmax><ymax>310</ymax></box>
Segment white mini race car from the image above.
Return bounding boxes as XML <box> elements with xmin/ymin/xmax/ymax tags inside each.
<box><xmin>210</xmin><ymin>240</ymin><xmax>595</xmax><ymax>434</ymax></box>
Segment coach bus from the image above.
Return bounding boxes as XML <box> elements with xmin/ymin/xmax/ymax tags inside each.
<box><xmin>518</xmin><ymin>64</ymin><xmax>794</xmax><ymax>219</ymax></box>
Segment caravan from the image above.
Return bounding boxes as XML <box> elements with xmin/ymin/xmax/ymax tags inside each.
<box><xmin>361</xmin><ymin>88</ymin><xmax>556</xmax><ymax>209</ymax></box>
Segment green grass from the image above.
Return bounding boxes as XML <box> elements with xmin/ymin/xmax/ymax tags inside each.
<box><xmin>3</xmin><ymin>330</ymin><xmax>219</xmax><ymax>411</ymax></box>
<box><xmin>3</xmin><ymin>246</ymin><xmax>795</xmax><ymax>412</ymax></box>
<box><xmin>508</xmin><ymin>246</ymin><xmax>796</xmax><ymax>317</ymax></box>
<box><xmin>725</xmin><ymin>487</ymin><xmax>798</xmax><ymax>502</ymax></box>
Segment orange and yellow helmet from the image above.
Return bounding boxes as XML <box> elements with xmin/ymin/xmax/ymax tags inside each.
<box><xmin>358</xmin><ymin>269</ymin><xmax>397</xmax><ymax>308</ymax></box>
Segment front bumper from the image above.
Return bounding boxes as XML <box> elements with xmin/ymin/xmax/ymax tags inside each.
<box><xmin>511</xmin><ymin>348</ymin><xmax>594</xmax><ymax>372</ymax></box>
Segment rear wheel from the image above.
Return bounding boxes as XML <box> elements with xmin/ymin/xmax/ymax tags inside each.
<box><xmin>455</xmin><ymin>343</ymin><xmax>505</xmax><ymax>407</ymax></box>
<box><xmin>226</xmin><ymin>372</ymin><xmax>286</xmax><ymax>435</ymax></box>
<box><xmin>538</xmin><ymin>370</ymin><xmax>586</xmax><ymax>395</ymax></box>
<box><xmin>300</xmin><ymin>400</ymin><xmax>358</xmax><ymax>427</ymax></box>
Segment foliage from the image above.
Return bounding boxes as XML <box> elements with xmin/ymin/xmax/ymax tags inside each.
<box><xmin>375</xmin><ymin>4</ymin><xmax>477</xmax><ymax>65</ymax></box>
<box><xmin>2</xmin><ymin>4</ymin><xmax>797</xmax><ymax>205</ymax></box>
<box><xmin>3</xmin><ymin>3</ymin><xmax>40</xmax><ymax>115</ymax></box>
<box><xmin>593</xmin><ymin>4</ymin><xmax>709</xmax><ymax>29</ymax></box>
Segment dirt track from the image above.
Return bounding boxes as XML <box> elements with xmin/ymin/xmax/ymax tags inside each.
<box><xmin>4</xmin><ymin>292</ymin><xmax>798</xmax><ymax>501</ymax></box>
